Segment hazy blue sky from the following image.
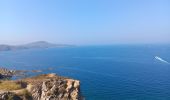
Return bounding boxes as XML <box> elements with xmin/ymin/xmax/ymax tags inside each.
<box><xmin>0</xmin><ymin>0</ymin><xmax>169</xmax><ymax>45</ymax></box>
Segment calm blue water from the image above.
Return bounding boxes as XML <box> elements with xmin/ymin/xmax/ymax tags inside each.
<box><xmin>0</xmin><ymin>45</ymin><xmax>170</xmax><ymax>100</ymax></box>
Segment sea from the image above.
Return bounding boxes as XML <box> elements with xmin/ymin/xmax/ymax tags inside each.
<box><xmin>0</xmin><ymin>45</ymin><xmax>170</xmax><ymax>100</ymax></box>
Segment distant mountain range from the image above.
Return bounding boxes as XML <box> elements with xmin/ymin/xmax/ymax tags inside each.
<box><xmin>0</xmin><ymin>41</ymin><xmax>74</xmax><ymax>51</ymax></box>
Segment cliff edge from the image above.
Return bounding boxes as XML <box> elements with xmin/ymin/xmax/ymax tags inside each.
<box><xmin>0</xmin><ymin>73</ymin><xmax>83</xmax><ymax>100</ymax></box>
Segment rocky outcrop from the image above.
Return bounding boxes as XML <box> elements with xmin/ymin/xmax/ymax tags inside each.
<box><xmin>0</xmin><ymin>73</ymin><xmax>83</xmax><ymax>100</ymax></box>
<box><xmin>0</xmin><ymin>67</ymin><xmax>42</xmax><ymax>80</ymax></box>
<box><xmin>0</xmin><ymin>91</ymin><xmax>22</xmax><ymax>100</ymax></box>
<box><xmin>0</xmin><ymin>68</ymin><xmax>14</xmax><ymax>79</ymax></box>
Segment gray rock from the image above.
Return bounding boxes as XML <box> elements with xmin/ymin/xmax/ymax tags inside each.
<box><xmin>29</xmin><ymin>77</ymin><xmax>82</xmax><ymax>100</ymax></box>
<box><xmin>0</xmin><ymin>92</ymin><xmax>22</xmax><ymax>100</ymax></box>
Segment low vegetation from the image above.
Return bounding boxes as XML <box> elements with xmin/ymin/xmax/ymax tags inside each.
<box><xmin>0</xmin><ymin>81</ymin><xmax>23</xmax><ymax>91</ymax></box>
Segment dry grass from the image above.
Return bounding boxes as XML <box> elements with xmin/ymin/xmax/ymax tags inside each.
<box><xmin>16</xmin><ymin>89</ymin><xmax>31</xmax><ymax>98</ymax></box>
<box><xmin>22</xmin><ymin>74</ymin><xmax>65</xmax><ymax>85</ymax></box>
<box><xmin>0</xmin><ymin>81</ymin><xmax>22</xmax><ymax>91</ymax></box>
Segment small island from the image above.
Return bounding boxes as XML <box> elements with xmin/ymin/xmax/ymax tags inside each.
<box><xmin>0</xmin><ymin>41</ymin><xmax>74</xmax><ymax>51</ymax></box>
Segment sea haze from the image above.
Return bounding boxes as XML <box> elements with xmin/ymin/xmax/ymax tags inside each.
<box><xmin>0</xmin><ymin>45</ymin><xmax>170</xmax><ymax>100</ymax></box>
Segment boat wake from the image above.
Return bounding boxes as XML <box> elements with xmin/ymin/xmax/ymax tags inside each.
<box><xmin>155</xmin><ymin>56</ymin><xmax>170</xmax><ymax>64</ymax></box>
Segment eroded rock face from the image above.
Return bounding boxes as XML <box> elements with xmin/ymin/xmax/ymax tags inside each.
<box><xmin>0</xmin><ymin>73</ymin><xmax>83</xmax><ymax>100</ymax></box>
<box><xmin>28</xmin><ymin>75</ymin><xmax>82</xmax><ymax>100</ymax></box>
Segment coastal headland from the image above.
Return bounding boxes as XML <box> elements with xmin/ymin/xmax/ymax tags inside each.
<box><xmin>0</xmin><ymin>68</ymin><xmax>83</xmax><ymax>100</ymax></box>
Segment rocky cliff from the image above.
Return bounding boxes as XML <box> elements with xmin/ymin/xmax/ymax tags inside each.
<box><xmin>0</xmin><ymin>73</ymin><xmax>83</xmax><ymax>100</ymax></box>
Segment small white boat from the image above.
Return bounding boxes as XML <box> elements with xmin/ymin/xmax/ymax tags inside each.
<box><xmin>155</xmin><ymin>56</ymin><xmax>169</xmax><ymax>64</ymax></box>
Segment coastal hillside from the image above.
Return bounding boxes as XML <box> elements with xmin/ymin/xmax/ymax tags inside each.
<box><xmin>0</xmin><ymin>41</ymin><xmax>73</xmax><ymax>51</ymax></box>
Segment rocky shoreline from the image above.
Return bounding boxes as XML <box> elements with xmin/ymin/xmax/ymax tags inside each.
<box><xmin>0</xmin><ymin>68</ymin><xmax>84</xmax><ymax>100</ymax></box>
<box><xmin>0</xmin><ymin>68</ymin><xmax>16</xmax><ymax>79</ymax></box>
<box><xmin>0</xmin><ymin>68</ymin><xmax>28</xmax><ymax>80</ymax></box>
